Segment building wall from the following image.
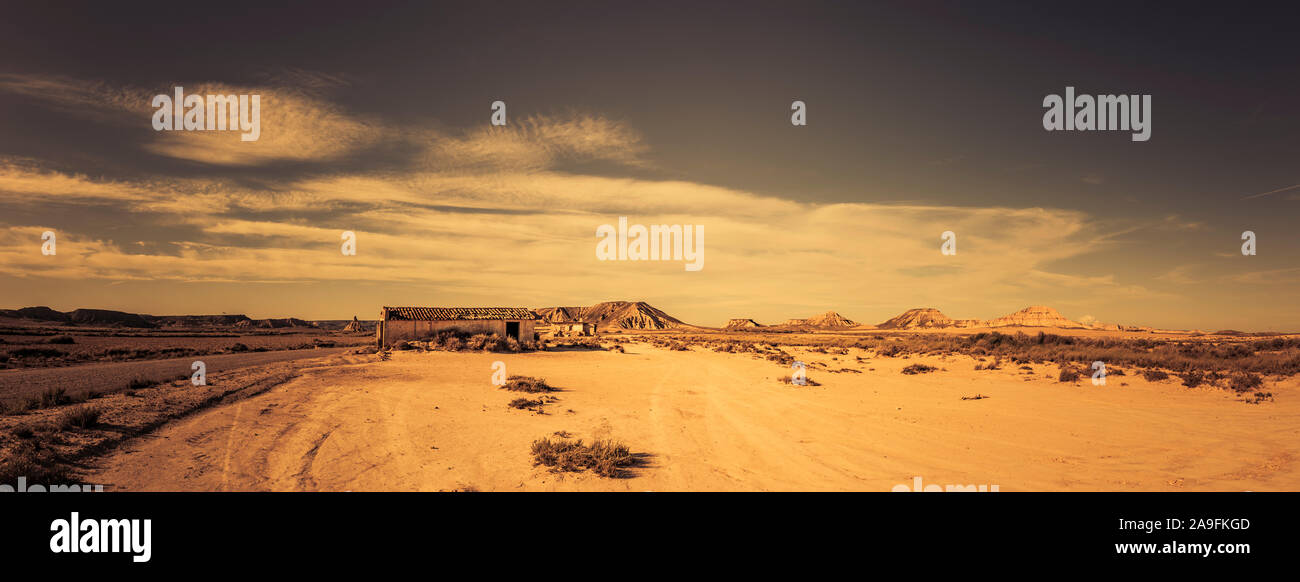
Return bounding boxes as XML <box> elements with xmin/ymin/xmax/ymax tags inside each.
<box><xmin>379</xmin><ymin>319</ymin><xmax>535</xmax><ymax>347</ymax></box>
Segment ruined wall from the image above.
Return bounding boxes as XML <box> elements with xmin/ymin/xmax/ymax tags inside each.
<box><xmin>379</xmin><ymin>319</ymin><xmax>535</xmax><ymax>347</ymax></box>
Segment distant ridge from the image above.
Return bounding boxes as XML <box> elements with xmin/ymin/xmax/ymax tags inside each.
<box><xmin>725</xmin><ymin>318</ymin><xmax>762</xmax><ymax>329</ymax></box>
<box><xmin>234</xmin><ymin>317</ymin><xmax>318</xmax><ymax>329</ymax></box>
<box><xmin>0</xmin><ymin>306</ymin><xmax>317</xmax><ymax>329</ymax></box>
<box><xmin>876</xmin><ymin>305</ymin><xmax>1093</xmax><ymax>330</ymax></box>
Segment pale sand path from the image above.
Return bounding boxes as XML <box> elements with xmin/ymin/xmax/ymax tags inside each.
<box><xmin>88</xmin><ymin>343</ymin><xmax>1300</xmax><ymax>491</ymax></box>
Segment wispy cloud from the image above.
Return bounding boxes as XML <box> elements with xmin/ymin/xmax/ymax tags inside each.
<box><xmin>1241</xmin><ymin>183</ymin><xmax>1300</xmax><ymax>200</ymax></box>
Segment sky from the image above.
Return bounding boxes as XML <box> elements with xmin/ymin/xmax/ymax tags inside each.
<box><xmin>0</xmin><ymin>1</ymin><xmax>1296</xmax><ymax>330</ymax></box>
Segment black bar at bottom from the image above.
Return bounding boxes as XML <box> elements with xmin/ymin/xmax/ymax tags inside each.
<box><xmin>1</xmin><ymin>492</ymin><xmax>1285</xmax><ymax>572</ymax></box>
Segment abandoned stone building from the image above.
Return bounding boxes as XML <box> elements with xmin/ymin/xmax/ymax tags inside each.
<box><xmin>377</xmin><ymin>306</ymin><xmax>537</xmax><ymax>348</ymax></box>
<box><xmin>553</xmin><ymin>321</ymin><xmax>594</xmax><ymax>336</ymax></box>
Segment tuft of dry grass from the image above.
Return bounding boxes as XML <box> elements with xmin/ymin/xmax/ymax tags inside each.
<box><xmin>530</xmin><ymin>437</ymin><xmax>637</xmax><ymax>478</ymax></box>
<box><xmin>901</xmin><ymin>363</ymin><xmax>938</xmax><ymax>375</ymax></box>
<box><xmin>0</xmin><ymin>440</ymin><xmax>74</xmax><ymax>485</ymax></box>
<box><xmin>1141</xmin><ymin>369</ymin><xmax>1170</xmax><ymax>382</ymax></box>
<box><xmin>1229</xmin><ymin>372</ymin><xmax>1263</xmax><ymax>393</ymax></box>
<box><xmin>508</xmin><ymin>397</ymin><xmax>545</xmax><ymax>411</ymax></box>
<box><xmin>501</xmin><ymin>375</ymin><xmax>555</xmax><ymax>393</ymax></box>
<box><xmin>58</xmin><ymin>405</ymin><xmax>102</xmax><ymax>430</ymax></box>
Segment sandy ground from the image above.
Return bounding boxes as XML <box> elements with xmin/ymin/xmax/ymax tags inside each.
<box><xmin>88</xmin><ymin>342</ymin><xmax>1300</xmax><ymax>492</ymax></box>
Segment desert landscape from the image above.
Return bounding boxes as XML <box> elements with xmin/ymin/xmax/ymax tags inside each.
<box><xmin>2</xmin><ymin>301</ymin><xmax>1296</xmax><ymax>492</ymax></box>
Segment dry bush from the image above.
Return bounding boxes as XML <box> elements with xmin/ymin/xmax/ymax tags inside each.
<box><xmin>1229</xmin><ymin>373</ymin><xmax>1263</xmax><ymax>393</ymax></box>
<box><xmin>58</xmin><ymin>405</ymin><xmax>102</xmax><ymax>429</ymax></box>
<box><xmin>1058</xmin><ymin>367</ymin><xmax>1082</xmax><ymax>382</ymax></box>
<box><xmin>901</xmin><ymin>363</ymin><xmax>938</xmax><ymax>375</ymax></box>
<box><xmin>530</xmin><ymin>437</ymin><xmax>636</xmax><ymax>478</ymax></box>
<box><xmin>0</xmin><ymin>440</ymin><xmax>73</xmax><ymax>485</ymax></box>
<box><xmin>1141</xmin><ymin>370</ymin><xmax>1170</xmax><ymax>382</ymax></box>
<box><xmin>508</xmin><ymin>397</ymin><xmax>545</xmax><ymax>411</ymax></box>
<box><xmin>975</xmin><ymin>357</ymin><xmax>1002</xmax><ymax>371</ymax></box>
<box><xmin>1245</xmin><ymin>391</ymin><xmax>1273</xmax><ymax>404</ymax></box>
<box><xmin>1179</xmin><ymin>371</ymin><xmax>1205</xmax><ymax>388</ymax></box>
<box><xmin>549</xmin><ymin>337</ymin><xmax>603</xmax><ymax>350</ymax></box>
<box><xmin>501</xmin><ymin>375</ymin><xmax>555</xmax><ymax>393</ymax></box>
<box><xmin>34</xmin><ymin>387</ymin><xmax>73</xmax><ymax>409</ymax></box>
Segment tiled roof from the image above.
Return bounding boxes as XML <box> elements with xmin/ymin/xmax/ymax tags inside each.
<box><xmin>383</xmin><ymin>307</ymin><xmax>537</xmax><ymax>321</ymax></box>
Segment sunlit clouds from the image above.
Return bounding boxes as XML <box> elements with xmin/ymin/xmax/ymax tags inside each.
<box><xmin>0</xmin><ymin>74</ymin><xmax>1294</xmax><ymax>329</ymax></box>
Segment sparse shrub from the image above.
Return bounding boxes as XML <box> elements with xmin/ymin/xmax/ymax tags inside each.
<box><xmin>0</xmin><ymin>441</ymin><xmax>73</xmax><ymax>485</ymax></box>
<box><xmin>228</xmin><ymin>342</ymin><xmax>250</xmax><ymax>352</ymax></box>
<box><xmin>901</xmin><ymin>364</ymin><xmax>938</xmax><ymax>375</ymax></box>
<box><xmin>1179</xmin><ymin>371</ymin><xmax>1205</xmax><ymax>388</ymax></box>
<box><xmin>59</xmin><ymin>405</ymin><xmax>101</xmax><ymax>429</ymax></box>
<box><xmin>530</xmin><ymin>437</ymin><xmax>636</xmax><ymax>478</ymax></box>
<box><xmin>501</xmin><ymin>375</ymin><xmax>555</xmax><ymax>393</ymax></box>
<box><xmin>465</xmin><ymin>334</ymin><xmax>490</xmax><ymax>350</ymax></box>
<box><xmin>1141</xmin><ymin>370</ymin><xmax>1170</xmax><ymax>382</ymax></box>
<box><xmin>877</xmin><ymin>344</ymin><xmax>906</xmax><ymax>357</ymax></box>
<box><xmin>1229</xmin><ymin>373</ymin><xmax>1263</xmax><ymax>393</ymax></box>
<box><xmin>45</xmin><ymin>335</ymin><xmax>75</xmax><ymax>344</ymax></box>
<box><xmin>127</xmin><ymin>376</ymin><xmax>154</xmax><ymax>390</ymax></box>
<box><xmin>508</xmin><ymin>397</ymin><xmax>545</xmax><ymax>411</ymax></box>
<box><xmin>7</xmin><ymin>347</ymin><xmax>65</xmax><ymax>359</ymax></box>
<box><xmin>1247</xmin><ymin>391</ymin><xmax>1273</xmax><ymax>404</ymax></box>
<box><xmin>37</xmin><ymin>387</ymin><xmax>73</xmax><ymax>408</ymax></box>
<box><xmin>1058</xmin><ymin>367</ymin><xmax>1081</xmax><ymax>382</ymax></box>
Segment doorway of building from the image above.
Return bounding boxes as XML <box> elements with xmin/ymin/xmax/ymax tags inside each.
<box><xmin>505</xmin><ymin>321</ymin><xmax>520</xmax><ymax>340</ymax></box>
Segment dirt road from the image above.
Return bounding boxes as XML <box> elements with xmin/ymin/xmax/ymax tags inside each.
<box><xmin>88</xmin><ymin>343</ymin><xmax>1300</xmax><ymax>491</ymax></box>
<box><xmin>0</xmin><ymin>348</ymin><xmax>354</xmax><ymax>407</ymax></box>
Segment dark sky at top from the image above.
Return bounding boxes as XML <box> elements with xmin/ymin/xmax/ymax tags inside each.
<box><xmin>4</xmin><ymin>1</ymin><xmax>1297</xmax><ymax>208</ymax></box>
<box><xmin>0</xmin><ymin>1</ymin><xmax>1295</xmax><ymax>328</ymax></box>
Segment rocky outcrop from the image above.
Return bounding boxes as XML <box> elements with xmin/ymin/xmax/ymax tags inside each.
<box><xmin>877</xmin><ymin>308</ymin><xmax>954</xmax><ymax>329</ymax></box>
<box><xmin>534</xmin><ymin>301</ymin><xmax>691</xmax><ymax>330</ymax></box>
<box><xmin>803</xmin><ymin>311</ymin><xmax>856</xmax><ymax>327</ymax></box>
<box><xmin>986</xmin><ymin>306</ymin><xmax>1082</xmax><ymax>328</ymax></box>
